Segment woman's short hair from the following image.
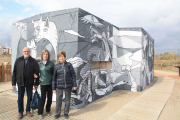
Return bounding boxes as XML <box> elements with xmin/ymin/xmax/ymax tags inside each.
<box><xmin>41</xmin><ymin>49</ymin><xmax>50</xmax><ymax>60</ymax></box>
<box><xmin>57</xmin><ymin>51</ymin><xmax>66</xmax><ymax>58</ymax></box>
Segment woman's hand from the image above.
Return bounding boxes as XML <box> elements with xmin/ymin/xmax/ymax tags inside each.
<box><xmin>53</xmin><ymin>90</ymin><xmax>56</xmax><ymax>94</ymax></box>
<box><xmin>73</xmin><ymin>87</ymin><xmax>77</xmax><ymax>90</ymax></box>
<box><xmin>34</xmin><ymin>85</ymin><xmax>38</xmax><ymax>90</ymax></box>
<box><xmin>34</xmin><ymin>73</ymin><xmax>38</xmax><ymax>78</ymax></box>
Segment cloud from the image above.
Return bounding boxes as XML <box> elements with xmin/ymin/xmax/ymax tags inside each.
<box><xmin>0</xmin><ymin>4</ymin><xmax>2</xmax><ymax>10</ymax></box>
<box><xmin>14</xmin><ymin>0</ymin><xmax>30</xmax><ymax>5</ymax></box>
<box><xmin>22</xmin><ymin>8</ymin><xmax>31</xmax><ymax>12</ymax></box>
<box><xmin>8</xmin><ymin>0</ymin><xmax>180</xmax><ymax>54</ymax></box>
<box><xmin>0</xmin><ymin>14</ymin><xmax>25</xmax><ymax>47</ymax></box>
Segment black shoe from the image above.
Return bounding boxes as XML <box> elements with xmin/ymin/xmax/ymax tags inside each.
<box><xmin>64</xmin><ymin>114</ymin><xmax>69</xmax><ymax>119</ymax></box>
<box><xmin>54</xmin><ymin>115</ymin><xmax>60</xmax><ymax>119</ymax></box>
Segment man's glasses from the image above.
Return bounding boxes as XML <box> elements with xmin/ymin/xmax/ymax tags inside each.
<box><xmin>23</xmin><ymin>51</ymin><xmax>30</xmax><ymax>53</ymax></box>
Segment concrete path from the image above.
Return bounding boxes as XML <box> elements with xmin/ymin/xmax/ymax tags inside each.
<box><xmin>0</xmin><ymin>81</ymin><xmax>80</xmax><ymax>120</ymax></box>
<box><xmin>0</xmin><ymin>71</ymin><xmax>177</xmax><ymax>120</ymax></box>
<box><xmin>0</xmin><ymin>81</ymin><xmax>13</xmax><ymax>93</ymax></box>
<box><xmin>108</xmin><ymin>77</ymin><xmax>174</xmax><ymax>120</ymax></box>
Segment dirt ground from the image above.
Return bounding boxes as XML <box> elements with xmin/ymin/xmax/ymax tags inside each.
<box><xmin>0</xmin><ymin>55</ymin><xmax>11</xmax><ymax>65</ymax></box>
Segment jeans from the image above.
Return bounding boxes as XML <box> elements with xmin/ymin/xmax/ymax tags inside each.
<box><xmin>38</xmin><ymin>85</ymin><xmax>52</xmax><ymax>115</ymax></box>
<box><xmin>18</xmin><ymin>86</ymin><xmax>33</xmax><ymax>113</ymax></box>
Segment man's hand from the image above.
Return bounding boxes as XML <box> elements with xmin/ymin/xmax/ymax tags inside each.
<box><xmin>53</xmin><ymin>90</ymin><xmax>56</xmax><ymax>94</ymax></box>
<box><xmin>34</xmin><ymin>73</ymin><xmax>38</xmax><ymax>78</ymax></box>
<box><xmin>12</xmin><ymin>86</ymin><xmax>16</xmax><ymax>89</ymax></box>
<box><xmin>34</xmin><ymin>85</ymin><xmax>38</xmax><ymax>90</ymax></box>
<box><xmin>73</xmin><ymin>87</ymin><xmax>77</xmax><ymax>90</ymax></box>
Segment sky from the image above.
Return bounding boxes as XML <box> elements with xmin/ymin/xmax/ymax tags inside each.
<box><xmin>0</xmin><ymin>0</ymin><xmax>180</xmax><ymax>55</ymax></box>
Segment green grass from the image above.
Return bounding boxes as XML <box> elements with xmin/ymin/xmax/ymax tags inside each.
<box><xmin>6</xmin><ymin>54</ymin><xmax>11</xmax><ymax>57</ymax></box>
<box><xmin>0</xmin><ymin>54</ymin><xmax>11</xmax><ymax>57</ymax></box>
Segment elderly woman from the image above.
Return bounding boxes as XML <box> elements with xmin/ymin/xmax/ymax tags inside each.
<box><xmin>52</xmin><ymin>51</ymin><xmax>77</xmax><ymax>119</ymax></box>
<box><xmin>38</xmin><ymin>50</ymin><xmax>54</xmax><ymax>119</ymax></box>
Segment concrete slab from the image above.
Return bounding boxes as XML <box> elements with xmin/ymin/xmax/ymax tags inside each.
<box><xmin>108</xmin><ymin>77</ymin><xmax>174</xmax><ymax>120</ymax></box>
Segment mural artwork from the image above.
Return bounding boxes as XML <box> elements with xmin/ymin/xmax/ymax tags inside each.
<box><xmin>12</xmin><ymin>8</ymin><xmax>154</xmax><ymax>108</ymax></box>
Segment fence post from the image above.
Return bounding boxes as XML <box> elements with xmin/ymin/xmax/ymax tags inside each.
<box><xmin>0</xmin><ymin>64</ymin><xmax>2</xmax><ymax>82</ymax></box>
<box><xmin>7</xmin><ymin>65</ymin><xmax>12</xmax><ymax>81</ymax></box>
<box><xmin>1</xmin><ymin>63</ymin><xmax>4</xmax><ymax>82</ymax></box>
<box><xmin>161</xmin><ymin>63</ymin><xmax>162</xmax><ymax>70</ymax></box>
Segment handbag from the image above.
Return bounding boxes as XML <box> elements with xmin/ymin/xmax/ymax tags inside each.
<box><xmin>30</xmin><ymin>90</ymin><xmax>40</xmax><ymax>110</ymax></box>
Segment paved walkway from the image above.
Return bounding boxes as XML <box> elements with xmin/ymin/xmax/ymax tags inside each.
<box><xmin>0</xmin><ymin>71</ymin><xmax>177</xmax><ymax>120</ymax></box>
<box><xmin>0</xmin><ymin>81</ymin><xmax>80</xmax><ymax>120</ymax></box>
<box><xmin>0</xmin><ymin>81</ymin><xmax>13</xmax><ymax>93</ymax></box>
<box><xmin>108</xmin><ymin>77</ymin><xmax>175</xmax><ymax>120</ymax></box>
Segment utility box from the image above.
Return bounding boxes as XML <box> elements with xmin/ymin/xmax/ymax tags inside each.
<box><xmin>12</xmin><ymin>8</ymin><xmax>154</xmax><ymax>108</ymax></box>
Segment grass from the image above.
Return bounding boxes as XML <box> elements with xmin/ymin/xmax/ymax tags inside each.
<box><xmin>6</xmin><ymin>54</ymin><xmax>11</xmax><ymax>57</ymax></box>
<box><xmin>154</xmin><ymin>53</ymin><xmax>180</xmax><ymax>72</ymax></box>
<box><xmin>0</xmin><ymin>54</ymin><xmax>11</xmax><ymax>57</ymax></box>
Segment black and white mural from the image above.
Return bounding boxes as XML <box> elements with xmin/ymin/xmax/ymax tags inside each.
<box><xmin>12</xmin><ymin>8</ymin><xmax>154</xmax><ymax>108</ymax></box>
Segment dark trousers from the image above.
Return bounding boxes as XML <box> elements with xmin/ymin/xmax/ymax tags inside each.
<box><xmin>55</xmin><ymin>87</ymin><xmax>72</xmax><ymax>115</ymax></box>
<box><xmin>38</xmin><ymin>85</ymin><xmax>52</xmax><ymax>115</ymax></box>
<box><xmin>18</xmin><ymin>86</ymin><xmax>33</xmax><ymax>113</ymax></box>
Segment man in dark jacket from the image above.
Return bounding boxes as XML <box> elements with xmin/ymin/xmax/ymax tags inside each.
<box><xmin>12</xmin><ymin>47</ymin><xmax>39</xmax><ymax>119</ymax></box>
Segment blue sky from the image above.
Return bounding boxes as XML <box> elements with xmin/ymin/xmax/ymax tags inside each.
<box><xmin>0</xmin><ymin>0</ymin><xmax>43</xmax><ymax>19</ymax></box>
<box><xmin>0</xmin><ymin>0</ymin><xmax>180</xmax><ymax>55</ymax></box>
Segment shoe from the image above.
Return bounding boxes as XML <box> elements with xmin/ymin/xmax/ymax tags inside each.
<box><xmin>18</xmin><ymin>113</ymin><xmax>23</xmax><ymax>119</ymax></box>
<box><xmin>64</xmin><ymin>114</ymin><xmax>69</xmax><ymax>119</ymax></box>
<box><xmin>47</xmin><ymin>112</ymin><xmax>51</xmax><ymax>116</ymax></box>
<box><xmin>54</xmin><ymin>115</ymin><xmax>60</xmax><ymax>119</ymax></box>
<box><xmin>26</xmin><ymin>111</ymin><xmax>33</xmax><ymax>117</ymax></box>
<box><xmin>39</xmin><ymin>115</ymin><xmax>43</xmax><ymax>119</ymax></box>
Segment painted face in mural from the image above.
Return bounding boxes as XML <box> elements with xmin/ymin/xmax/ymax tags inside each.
<box><xmin>32</xmin><ymin>17</ymin><xmax>49</xmax><ymax>42</ymax></box>
<box><xmin>42</xmin><ymin>52</ymin><xmax>48</xmax><ymax>61</ymax></box>
<box><xmin>58</xmin><ymin>54</ymin><xmax>65</xmax><ymax>64</ymax></box>
<box><xmin>22</xmin><ymin>47</ymin><xmax>31</xmax><ymax>59</ymax></box>
<box><xmin>33</xmin><ymin>25</ymin><xmax>48</xmax><ymax>42</ymax></box>
<box><xmin>33</xmin><ymin>26</ymin><xmax>41</xmax><ymax>41</ymax></box>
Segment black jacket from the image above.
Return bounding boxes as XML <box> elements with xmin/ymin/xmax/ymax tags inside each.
<box><xmin>12</xmin><ymin>56</ymin><xmax>39</xmax><ymax>86</ymax></box>
<box><xmin>52</xmin><ymin>61</ymin><xmax>77</xmax><ymax>90</ymax></box>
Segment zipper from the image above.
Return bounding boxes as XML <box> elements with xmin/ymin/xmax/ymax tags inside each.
<box><xmin>62</xmin><ymin>63</ymin><xmax>66</xmax><ymax>88</ymax></box>
<box><xmin>44</xmin><ymin>63</ymin><xmax>47</xmax><ymax>85</ymax></box>
<box><xmin>42</xmin><ymin>61</ymin><xmax>47</xmax><ymax>85</ymax></box>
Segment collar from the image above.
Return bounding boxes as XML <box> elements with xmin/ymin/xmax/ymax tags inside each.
<box><xmin>24</xmin><ymin>57</ymin><xmax>29</xmax><ymax>60</ymax></box>
<box><xmin>20</xmin><ymin>56</ymin><xmax>32</xmax><ymax>61</ymax></box>
<box><xmin>43</xmin><ymin>60</ymin><xmax>47</xmax><ymax>64</ymax></box>
<box><xmin>40</xmin><ymin>60</ymin><xmax>49</xmax><ymax>65</ymax></box>
<box><xmin>59</xmin><ymin>60</ymin><xmax>67</xmax><ymax>65</ymax></box>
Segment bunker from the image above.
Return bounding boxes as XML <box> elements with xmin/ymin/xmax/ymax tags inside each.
<box><xmin>12</xmin><ymin>8</ymin><xmax>154</xmax><ymax>108</ymax></box>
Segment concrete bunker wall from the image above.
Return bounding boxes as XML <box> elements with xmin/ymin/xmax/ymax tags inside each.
<box><xmin>12</xmin><ymin>8</ymin><xmax>154</xmax><ymax>108</ymax></box>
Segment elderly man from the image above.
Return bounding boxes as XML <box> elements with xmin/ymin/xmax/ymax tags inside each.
<box><xmin>12</xmin><ymin>47</ymin><xmax>39</xmax><ymax>119</ymax></box>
